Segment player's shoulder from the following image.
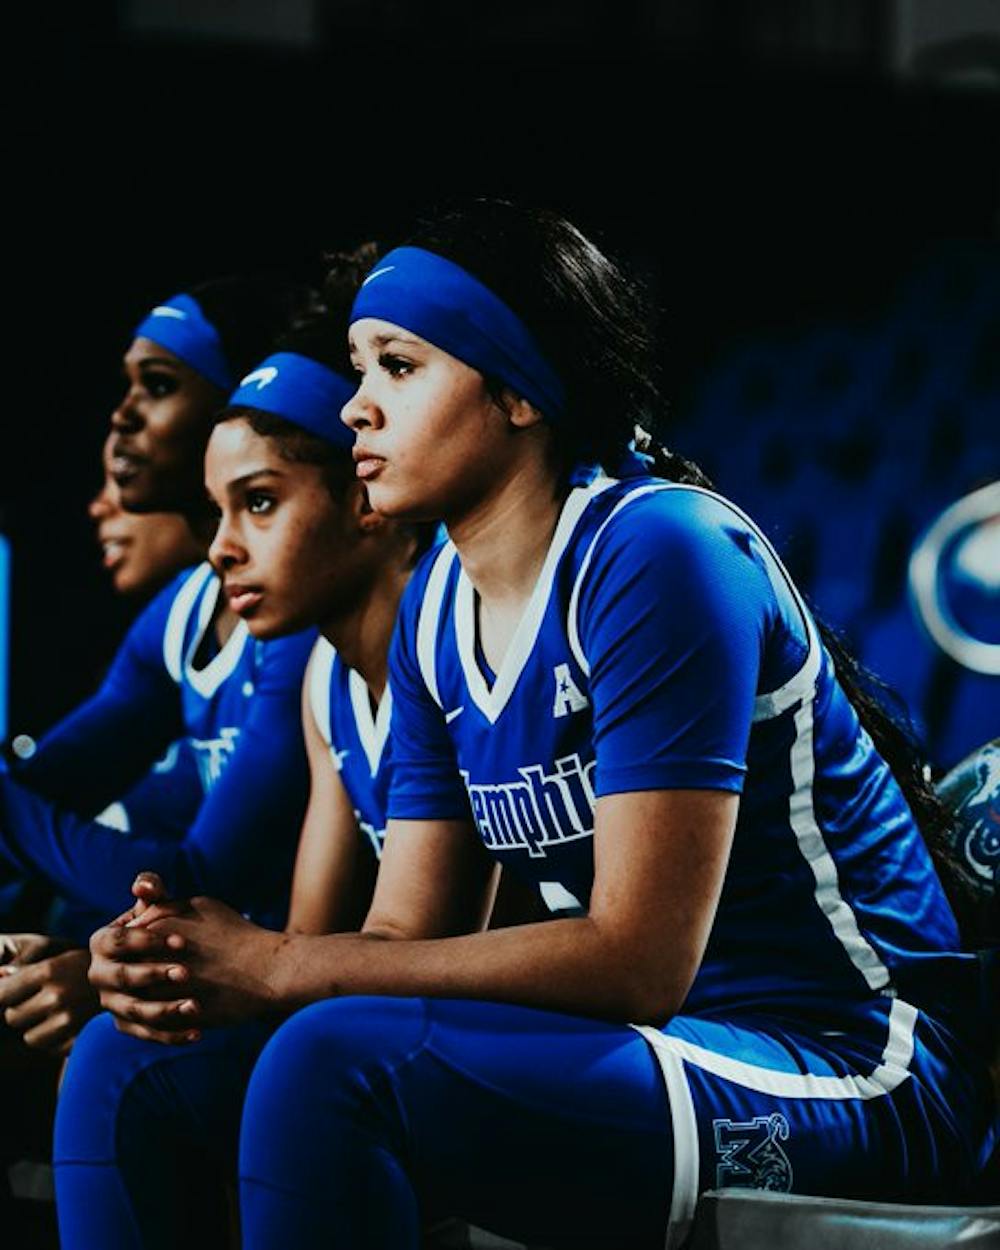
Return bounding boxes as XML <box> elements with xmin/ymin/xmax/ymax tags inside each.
<box><xmin>580</xmin><ymin>477</ymin><xmax>757</xmax><ymax>565</ymax></box>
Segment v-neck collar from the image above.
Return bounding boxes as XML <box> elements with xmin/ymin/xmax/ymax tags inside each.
<box><xmin>184</xmin><ymin>573</ymin><xmax>250</xmax><ymax>698</ymax></box>
<box><xmin>454</xmin><ymin>480</ymin><xmax>611</xmax><ymax>724</ymax></box>
<box><xmin>348</xmin><ymin>668</ymin><xmax>392</xmax><ymax>776</ymax></box>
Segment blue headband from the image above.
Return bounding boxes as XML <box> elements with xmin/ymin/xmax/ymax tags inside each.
<box><xmin>227</xmin><ymin>352</ymin><xmax>356</xmax><ymax>450</ymax></box>
<box><xmin>133</xmin><ymin>293</ymin><xmax>235</xmax><ymax>391</ymax></box>
<box><xmin>350</xmin><ymin>246</ymin><xmax>566</xmax><ymax>420</ymax></box>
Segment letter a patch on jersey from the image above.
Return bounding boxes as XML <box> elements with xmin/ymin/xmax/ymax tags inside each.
<box><xmin>552</xmin><ymin>663</ymin><xmax>589</xmax><ymax>718</ymax></box>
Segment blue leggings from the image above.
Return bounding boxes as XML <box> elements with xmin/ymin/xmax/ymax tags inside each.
<box><xmin>54</xmin><ymin>996</ymin><xmax>994</xmax><ymax>1250</ymax></box>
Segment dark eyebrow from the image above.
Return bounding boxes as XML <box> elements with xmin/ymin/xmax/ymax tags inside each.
<box><xmin>348</xmin><ymin>331</ymin><xmax>424</xmax><ymax>353</ymax></box>
<box><xmin>137</xmin><ymin>356</ymin><xmax>181</xmax><ymax>370</ymax></box>
<box><xmin>372</xmin><ymin>331</ymin><xmax>423</xmax><ymax>348</ymax></box>
<box><xmin>226</xmin><ymin>468</ymin><xmax>285</xmax><ymax>493</ymax></box>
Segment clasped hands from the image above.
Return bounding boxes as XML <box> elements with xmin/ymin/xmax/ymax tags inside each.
<box><xmin>0</xmin><ymin>932</ymin><xmax>96</xmax><ymax>1055</ymax></box>
<box><xmin>88</xmin><ymin>873</ymin><xmax>285</xmax><ymax>1044</ymax></box>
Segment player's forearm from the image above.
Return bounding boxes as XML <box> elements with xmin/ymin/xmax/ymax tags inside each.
<box><xmin>266</xmin><ymin>916</ymin><xmax>686</xmax><ymax>1025</ymax></box>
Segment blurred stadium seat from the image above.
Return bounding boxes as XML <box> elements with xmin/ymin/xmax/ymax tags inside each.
<box><xmin>679</xmin><ymin>243</ymin><xmax>1000</xmax><ymax>770</ymax></box>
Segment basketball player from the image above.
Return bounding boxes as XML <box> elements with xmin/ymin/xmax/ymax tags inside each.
<box><xmin>0</xmin><ymin>276</ymin><xmax>318</xmax><ymax>958</ymax></box>
<box><xmin>55</xmin><ymin>309</ymin><xmax>447</xmax><ymax>1246</ymax></box>
<box><xmin>65</xmin><ymin>203</ymin><xmax>997</xmax><ymax>1249</ymax></box>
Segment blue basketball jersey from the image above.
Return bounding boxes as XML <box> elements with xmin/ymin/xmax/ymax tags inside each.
<box><xmin>2</xmin><ymin>562</ymin><xmax>314</xmax><ymax>919</ymax></box>
<box><xmin>388</xmin><ymin>477</ymin><xmax>978</xmax><ymax>1026</ymax></box>
<box><xmin>307</xmin><ymin>637</ymin><xmax>391</xmax><ymax>859</ymax></box>
<box><xmin>163</xmin><ymin>563</ymin><xmax>276</xmax><ymax>793</ymax></box>
<box><xmin>93</xmin><ymin>739</ymin><xmax>203</xmax><ymax>840</ymax></box>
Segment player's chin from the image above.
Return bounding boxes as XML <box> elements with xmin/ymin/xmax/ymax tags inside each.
<box><xmin>242</xmin><ymin>607</ymin><xmax>299</xmax><ymax>642</ymax></box>
<box><xmin>366</xmin><ymin>478</ymin><xmax>435</xmax><ymax>523</ymax></box>
<box><xmin>242</xmin><ymin>615</ymin><xmax>281</xmax><ymax>641</ymax></box>
<box><xmin>111</xmin><ymin>567</ymin><xmax>143</xmax><ymax>597</ymax></box>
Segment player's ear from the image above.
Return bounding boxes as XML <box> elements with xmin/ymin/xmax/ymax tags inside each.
<box><xmin>497</xmin><ymin>387</ymin><xmax>545</xmax><ymax>431</ymax></box>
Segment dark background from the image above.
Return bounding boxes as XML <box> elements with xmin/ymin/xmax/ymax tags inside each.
<box><xmin>3</xmin><ymin>0</ymin><xmax>999</xmax><ymax>765</ymax></box>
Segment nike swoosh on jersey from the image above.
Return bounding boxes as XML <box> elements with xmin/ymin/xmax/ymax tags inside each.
<box><xmin>445</xmin><ymin>706</ymin><xmax>465</xmax><ymax>724</ymax></box>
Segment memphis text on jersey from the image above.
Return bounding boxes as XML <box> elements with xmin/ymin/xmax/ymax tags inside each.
<box><xmin>460</xmin><ymin>751</ymin><xmax>595</xmax><ymax>858</ymax></box>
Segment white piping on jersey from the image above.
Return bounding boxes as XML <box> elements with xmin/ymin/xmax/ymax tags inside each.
<box><xmin>790</xmin><ymin>695</ymin><xmax>891</xmax><ymax>991</ymax></box>
<box><xmin>185</xmin><ymin>572</ymin><xmax>249</xmax><ymax>697</ymax></box>
<box><xmin>649</xmin><ymin>487</ymin><xmax>886</xmax><ymax>988</ymax></box>
<box><xmin>566</xmin><ymin>483</ymin><xmax>821</xmax><ymax>719</ymax></box>
<box><xmin>163</xmin><ymin>564</ymin><xmax>249</xmax><ymax>696</ymax></box>
<box><xmin>307</xmin><ymin>637</ymin><xmax>336</xmax><ymax>747</ymax></box>
<box><xmin>633</xmin><ymin>997</ymin><xmax>917</xmax><ymax>1246</ymax></box>
<box><xmin>417</xmin><ymin>544</ymin><xmax>459</xmax><ymax>709</ymax></box>
<box><xmin>308</xmin><ymin>636</ymin><xmax>391</xmax><ymax>777</ymax></box>
<box><xmin>637</xmin><ymin>1030</ymin><xmax>699</xmax><ymax>1250</ymax></box>
<box><xmin>164</xmin><ymin>564</ymin><xmax>214</xmax><ymax>683</ymax></box>
<box><xmin>632</xmin><ymin>995</ymin><xmax>915</xmax><ymax>1103</ymax></box>
<box><xmin>566</xmin><ymin>481</ymin><xmax>890</xmax><ymax>991</ymax></box>
<box><xmin>348</xmin><ymin>668</ymin><xmax>392</xmax><ymax>777</ymax></box>
<box><xmin>455</xmin><ymin>479</ymin><xmax>615</xmax><ymax>725</ymax></box>
<box><xmin>567</xmin><ymin>481</ymin><xmax>669</xmax><ymax>676</ymax></box>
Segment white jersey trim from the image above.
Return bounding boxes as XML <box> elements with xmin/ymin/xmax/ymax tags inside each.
<box><xmin>307</xmin><ymin>637</ymin><xmax>336</xmax><ymax>748</ymax></box>
<box><xmin>630</xmin><ymin>1026</ymin><xmax>700</xmax><ymax>1250</ymax></box>
<box><xmin>568</xmin><ymin>481</ymin><xmax>669</xmax><ymax>676</ymax></box>
<box><xmin>566</xmin><ymin>482</ymin><xmax>822</xmax><ymax>716</ymax></box>
<box><xmin>182</xmin><ymin>572</ymin><xmax>249</xmax><ymax>698</ymax></box>
<box><xmin>633</xmin><ymin>996</ymin><xmax>915</xmax><ymax>1103</ymax></box>
<box><xmin>163</xmin><ymin>563</ymin><xmax>214</xmax><ymax>684</ymax></box>
<box><xmin>790</xmin><ymin>696</ymin><xmax>891</xmax><ymax>991</ymax></box>
<box><xmin>456</xmin><ymin>479</ymin><xmax>613</xmax><ymax>725</ymax></box>
<box><xmin>416</xmin><ymin>544</ymin><xmax>459</xmax><ymax>710</ymax></box>
<box><xmin>566</xmin><ymin>480</ymin><xmax>890</xmax><ymax>992</ymax></box>
<box><xmin>349</xmin><ymin>668</ymin><xmax>393</xmax><ymax>777</ymax></box>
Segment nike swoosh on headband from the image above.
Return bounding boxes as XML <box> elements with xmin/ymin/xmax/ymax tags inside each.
<box><xmin>240</xmin><ymin>366</ymin><xmax>279</xmax><ymax>390</ymax></box>
<box><xmin>361</xmin><ymin>266</ymin><xmax>396</xmax><ymax>287</ymax></box>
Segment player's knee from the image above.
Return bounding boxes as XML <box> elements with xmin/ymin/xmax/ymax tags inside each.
<box><xmin>256</xmin><ymin>996</ymin><xmax>425</xmax><ymax>1085</ymax></box>
<box><xmin>243</xmin><ymin>996</ymin><xmax>427</xmax><ymax>1125</ymax></box>
<box><xmin>55</xmin><ymin>1013</ymin><xmax>155</xmax><ymax>1161</ymax></box>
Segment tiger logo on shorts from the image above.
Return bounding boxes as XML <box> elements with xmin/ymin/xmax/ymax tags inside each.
<box><xmin>713</xmin><ymin>1113</ymin><xmax>793</xmax><ymax>1191</ymax></box>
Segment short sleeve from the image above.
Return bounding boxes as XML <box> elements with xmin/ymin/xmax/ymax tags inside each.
<box><xmin>579</xmin><ymin>489</ymin><xmax>778</xmax><ymax>797</ymax></box>
<box><xmin>386</xmin><ymin>555</ymin><xmax>471</xmax><ymax>822</ymax></box>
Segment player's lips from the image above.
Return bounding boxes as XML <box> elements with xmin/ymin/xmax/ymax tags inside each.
<box><xmin>109</xmin><ymin>442</ymin><xmax>147</xmax><ymax>483</ymax></box>
<box><xmin>352</xmin><ymin>446</ymin><xmax>385</xmax><ymax>481</ymax></box>
<box><xmin>98</xmin><ymin>533</ymin><xmax>131</xmax><ymax>570</ymax></box>
<box><xmin>225</xmin><ymin>584</ymin><xmax>264</xmax><ymax>616</ymax></box>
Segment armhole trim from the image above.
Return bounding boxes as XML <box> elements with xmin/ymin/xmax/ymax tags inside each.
<box><xmin>416</xmin><ymin>544</ymin><xmax>458</xmax><ymax>709</ymax></box>
<box><xmin>307</xmin><ymin>637</ymin><xmax>336</xmax><ymax>747</ymax></box>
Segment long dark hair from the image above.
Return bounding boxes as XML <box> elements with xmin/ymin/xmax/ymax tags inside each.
<box><xmin>187</xmin><ymin>274</ymin><xmax>324</xmax><ymax>384</ymax></box>
<box><xmin>404</xmin><ymin>198</ymin><xmax>970</xmax><ymax>935</ymax></box>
